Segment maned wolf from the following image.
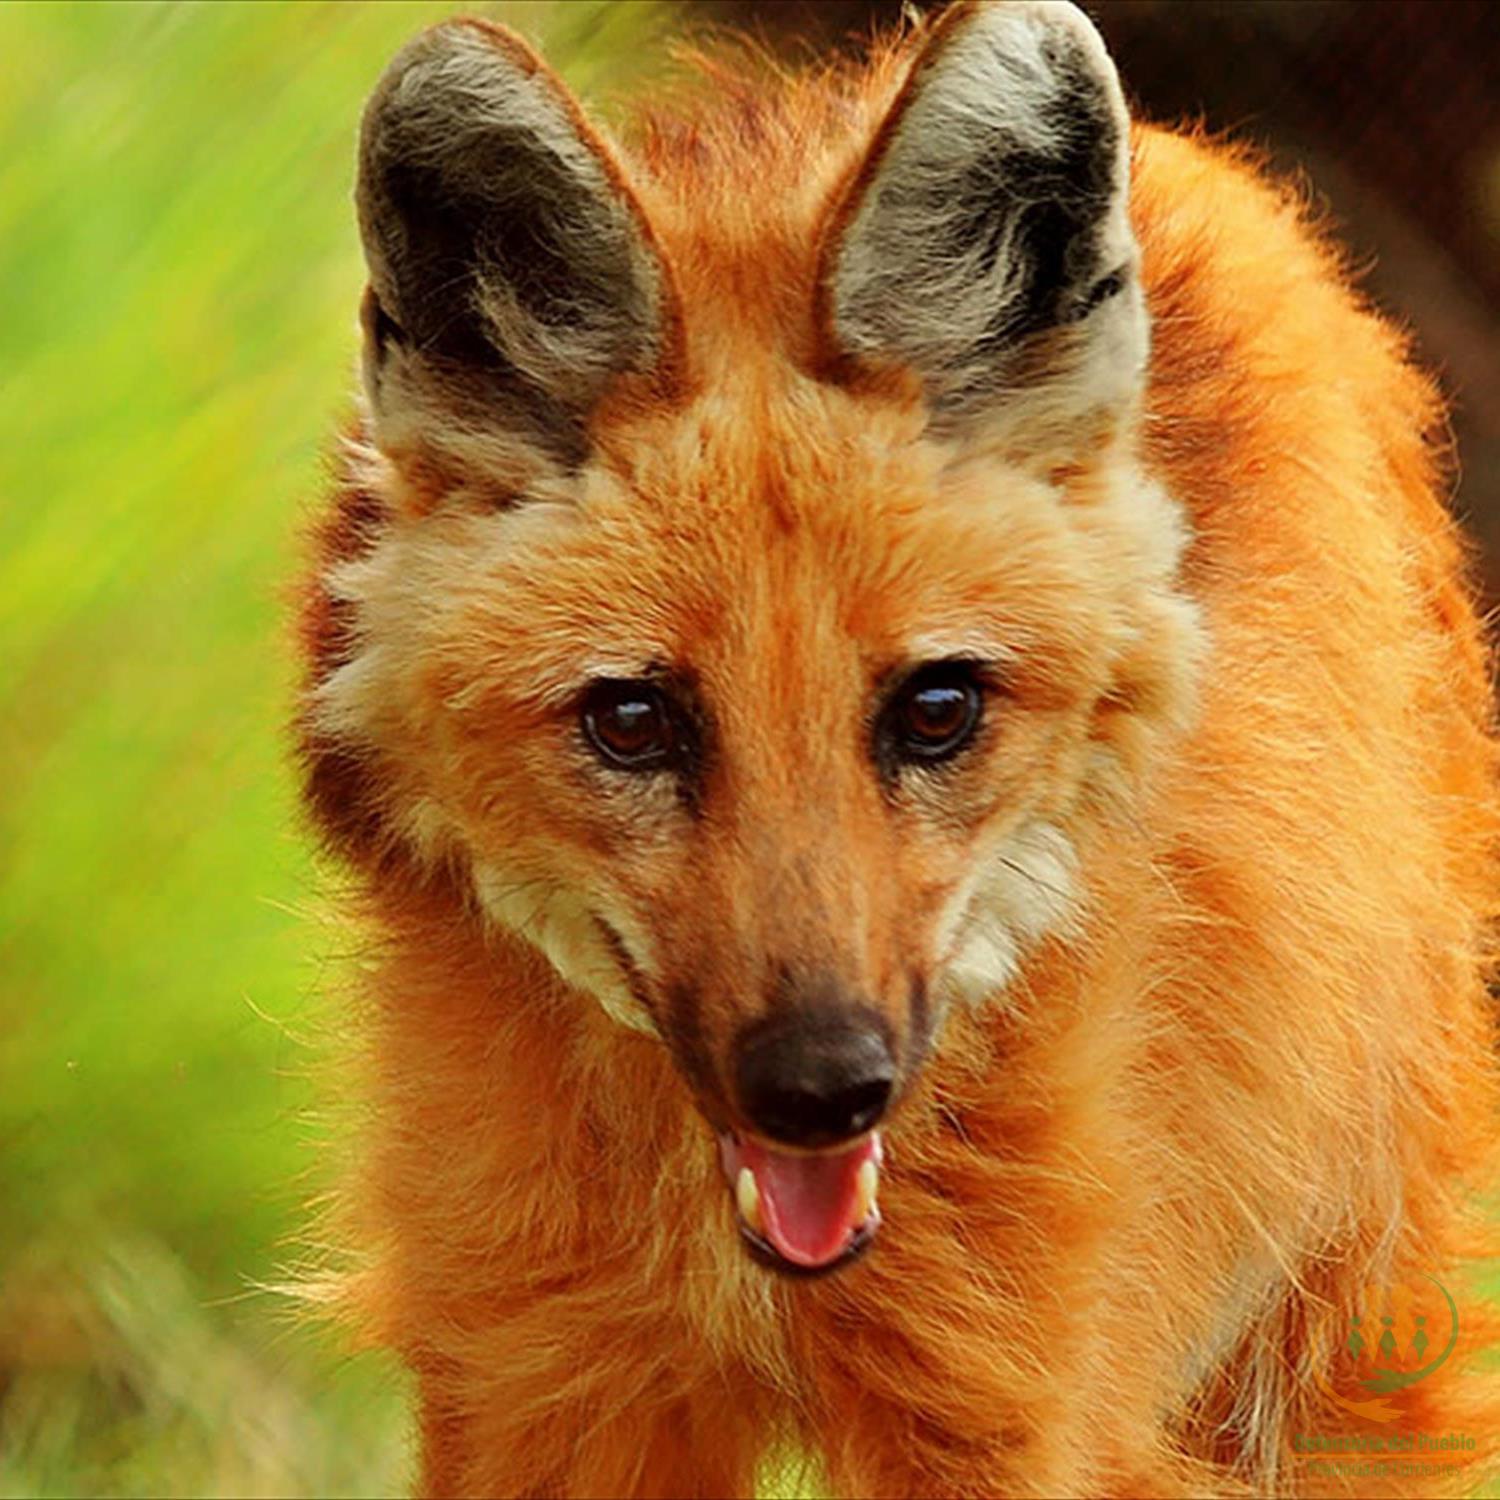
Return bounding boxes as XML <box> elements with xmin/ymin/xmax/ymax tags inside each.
<box><xmin>294</xmin><ymin>2</ymin><xmax>1500</xmax><ymax>1494</ymax></box>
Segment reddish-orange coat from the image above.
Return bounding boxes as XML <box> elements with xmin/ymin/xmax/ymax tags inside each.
<box><xmin>296</xmin><ymin>8</ymin><xmax>1500</xmax><ymax>1496</ymax></box>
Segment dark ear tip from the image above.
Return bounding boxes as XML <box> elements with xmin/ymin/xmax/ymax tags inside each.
<box><xmin>358</xmin><ymin>15</ymin><xmax>544</xmax><ymax>197</ymax></box>
<box><xmin>362</xmin><ymin>14</ymin><xmax>538</xmax><ymax>130</ymax></box>
<box><xmin>382</xmin><ymin>13</ymin><xmax>537</xmax><ymax>78</ymax></box>
<box><xmin>419</xmin><ymin>13</ymin><xmax>536</xmax><ymax>56</ymax></box>
<box><xmin>944</xmin><ymin>0</ymin><xmax>1123</xmax><ymax>95</ymax></box>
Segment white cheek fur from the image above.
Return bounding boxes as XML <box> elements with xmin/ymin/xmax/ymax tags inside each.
<box><xmin>472</xmin><ymin>861</ymin><xmax>659</xmax><ymax>1037</ymax></box>
<box><xmin>936</xmin><ymin>819</ymin><xmax>1082</xmax><ymax>1007</ymax></box>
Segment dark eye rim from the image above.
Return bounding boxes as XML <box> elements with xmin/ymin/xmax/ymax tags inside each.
<box><xmin>879</xmin><ymin>659</ymin><xmax>987</xmax><ymax>767</ymax></box>
<box><xmin>580</xmin><ymin>677</ymin><xmax>680</xmax><ymax>772</ymax></box>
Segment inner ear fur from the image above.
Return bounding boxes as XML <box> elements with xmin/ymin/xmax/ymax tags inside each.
<box><xmin>816</xmin><ymin>0</ymin><xmax>1146</xmax><ymax>442</ymax></box>
<box><xmin>357</xmin><ymin>17</ymin><xmax>681</xmax><ymax>471</ymax></box>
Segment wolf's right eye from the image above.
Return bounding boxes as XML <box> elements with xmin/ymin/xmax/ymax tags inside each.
<box><xmin>581</xmin><ymin>679</ymin><xmax>677</xmax><ymax>772</ymax></box>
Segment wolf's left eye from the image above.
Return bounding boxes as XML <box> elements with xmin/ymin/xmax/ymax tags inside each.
<box><xmin>581</xmin><ymin>679</ymin><xmax>677</xmax><ymax>771</ymax></box>
<box><xmin>883</xmin><ymin>662</ymin><xmax>984</xmax><ymax>765</ymax></box>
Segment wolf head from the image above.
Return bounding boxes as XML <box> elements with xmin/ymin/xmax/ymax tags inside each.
<box><xmin>304</xmin><ymin>1</ymin><xmax>1200</xmax><ymax>1272</ymax></box>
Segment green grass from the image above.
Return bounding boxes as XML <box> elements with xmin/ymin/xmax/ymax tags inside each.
<box><xmin>0</xmin><ymin>3</ymin><xmax>672</xmax><ymax>1493</ymax></box>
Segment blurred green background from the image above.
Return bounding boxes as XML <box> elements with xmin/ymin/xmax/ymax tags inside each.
<box><xmin>1</xmin><ymin>1</ymin><xmax>1496</xmax><ymax>1496</ymax></box>
<box><xmin>0</xmin><ymin>3</ymin><xmax>676</xmax><ymax>1493</ymax></box>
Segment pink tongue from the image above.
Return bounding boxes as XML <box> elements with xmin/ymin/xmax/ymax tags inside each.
<box><xmin>739</xmin><ymin>1136</ymin><xmax>876</xmax><ymax>1268</ymax></box>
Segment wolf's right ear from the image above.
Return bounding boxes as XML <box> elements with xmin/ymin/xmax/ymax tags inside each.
<box><xmin>356</xmin><ymin>19</ymin><xmax>679</xmax><ymax>474</ymax></box>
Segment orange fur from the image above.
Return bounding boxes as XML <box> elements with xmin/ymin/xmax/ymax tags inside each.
<box><xmin>295</xmin><ymin>7</ymin><xmax>1500</xmax><ymax>1496</ymax></box>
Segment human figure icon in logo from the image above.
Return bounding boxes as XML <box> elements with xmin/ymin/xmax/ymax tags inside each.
<box><xmin>1379</xmin><ymin>1315</ymin><xmax>1399</xmax><ymax>1363</ymax></box>
<box><xmin>1411</xmin><ymin>1314</ymin><xmax>1430</xmax><ymax>1363</ymax></box>
<box><xmin>1346</xmin><ymin>1315</ymin><xmax>1366</xmax><ymax>1361</ymax></box>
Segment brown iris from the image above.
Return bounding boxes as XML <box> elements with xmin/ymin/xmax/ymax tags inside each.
<box><xmin>885</xmin><ymin>662</ymin><xmax>984</xmax><ymax>765</ymax></box>
<box><xmin>581</xmin><ymin>679</ymin><xmax>677</xmax><ymax>771</ymax></box>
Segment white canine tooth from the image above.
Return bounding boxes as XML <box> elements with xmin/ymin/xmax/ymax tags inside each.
<box><xmin>854</xmin><ymin>1158</ymin><xmax>879</xmax><ymax>1223</ymax></box>
<box><xmin>736</xmin><ymin>1167</ymin><xmax>762</xmax><ymax>1234</ymax></box>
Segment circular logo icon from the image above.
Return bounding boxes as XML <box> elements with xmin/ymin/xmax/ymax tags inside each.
<box><xmin>1308</xmin><ymin>1275</ymin><xmax>1459</xmax><ymax>1423</ymax></box>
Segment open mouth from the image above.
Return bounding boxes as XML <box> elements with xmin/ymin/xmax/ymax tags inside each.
<box><xmin>718</xmin><ymin>1129</ymin><xmax>882</xmax><ymax>1274</ymax></box>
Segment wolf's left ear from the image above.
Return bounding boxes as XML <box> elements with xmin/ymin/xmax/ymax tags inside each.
<box><xmin>818</xmin><ymin>0</ymin><xmax>1144</xmax><ymax>445</ymax></box>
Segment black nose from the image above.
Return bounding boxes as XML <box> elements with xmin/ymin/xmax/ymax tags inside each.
<box><xmin>734</xmin><ymin>1012</ymin><xmax>895</xmax><ymax>1148</ymax></box>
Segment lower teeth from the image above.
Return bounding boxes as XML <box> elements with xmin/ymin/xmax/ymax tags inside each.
<box><xmin>854</xmin><ymin>1158</ymin><xmax>879</xmax><ymax>1223</ymax></box>
<box><xmin>735</xmin><ymin>1166</ymin><xmax>763</xmax><ymax>1234</ymax></box>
